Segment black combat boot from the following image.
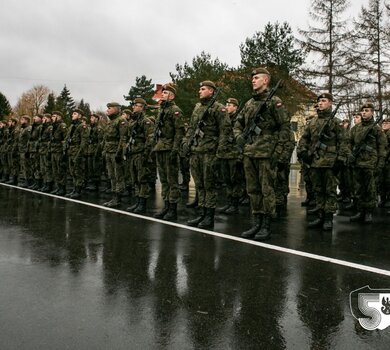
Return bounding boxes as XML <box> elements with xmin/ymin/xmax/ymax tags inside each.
<box><xmin>301</xmin><ymin>197</ymin><xmax>312</xmax><ymax>207</ymax></box>
<box><xmin>105</xmin><ymin>193</ymin><xmax>121</xmax><ymax>208</ymax></box>
<box><xmin>154</xmin><ymin>201</ymin><xmax>170</xmax><ymax>219</ymax></box>
<box><xmin>186</xmin><ymin>193</ymin><xmax>198</xmax><ymax>208</ymax></box>
<box><xmin>322</xmin><ymin>212</ymin><xmax>334</xmax><ymax>230</ymax></box>
<box><xmin>134</xmin><ymin>197</ymin><xmax>147</xmax><ymax>214</ymax></box>
<box><xmin>198</xmin><ymin>208</ymin><xmax>215</xmax><ymax>229</ymax></box>
<box><xmin>18</xmin><ymin>179</ymin><xmax>28</xmax><ymax>188</ymax></box>
<box><xmin>65</xmin><ymin>187</ymin><xmax>76</xmax><ymax>197</ymax></box>
<box><xmin>57</xmin><ymin>185</ymin><xmax>66</xmax><ymax>196</ymax></box>
<box><xmin>350</xmin><ymin>211</ymin><xmax>365</xmax><ymax>222</ymax></box>
<box><xmin>254</xmin><ymin>214</ymin><xmax>272</xmax><ymax>241</ymax></box>
<box><xmin>187</xmin><ymin>207</ymin><xmax>206</xmax><ymax>227</ymax></box>
<box><xmin>225</xmin><ymin>197</ymin><xmax>239</xmax><ymax>214</ymax></box>
<box><xmin>126</xmin><ymin>197</ymin><xmax>140</xmax><ymax>212</ymax></box>
<box><xmin>43</xmin><ymin>182</ymin><xmax>53</xmax><ymax>193</ymax></box>
<box><xmin>179</xmin><ymin>182</ymin><xmax>189</xmax><ymax>192</ymax></box>
<box><xmin>364</xmin><ymin>209</ymin><xmax>373</xmax><ymax>223</ymax></box>
<box><xmin>308</xmin><ymin>210</ymin><xmax>324</xmax><ymax>228</ymax></box>
<box><xmin>218</xmin><ymin>196</ymin><xmax>232</xmax><ymax>213</ymax></box>
<box><xmin>241</xmin><ymin>214</ymin><xmax>262</xmax><ymax>238</ymax></box>
<box><xmin>70</xmin><ymin>186</ymin><xmax>82</xmax><ymax>199</ymax></box>
<box><xmin>32</xmin><ymin>179</ymin><xmax>43</xmax><ymax>190</ymax></box>
<box><xmin>163</xmin><ymin>203</ymin><xmax>177</xmax><ymax>220</ymax></box>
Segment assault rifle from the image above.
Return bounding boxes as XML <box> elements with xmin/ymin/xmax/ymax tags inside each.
<box><xmin>239</xmin><ymin>79</ymin><xmax>282</xmax><ymax>146</ymax></box>
<box><xmin>183</xmin><ymin>88</ymin><xmax>221</xmax><ymax>156</ymax></box>
<box><xmin>349</xmin><ymin>109</ymin><xmax>387</xmax><ymax>164</ymax></box>
<box><xmin>153</xmin><ymin>101</ymin><xmax>167</xmax><ymax>143</ymax></box>
<box><xmin>308</xmin><ymin>101</ymin><xmax>342</xmax><ymax>161</ymax></box>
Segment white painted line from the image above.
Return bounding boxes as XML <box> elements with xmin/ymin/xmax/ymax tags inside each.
<box><xmin>2</xmin><ymin>183</ymin><xmax>390</xmax><ymax>277</ymax></box>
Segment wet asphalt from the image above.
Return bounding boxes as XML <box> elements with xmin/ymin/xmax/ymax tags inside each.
<box><xmin>1</xmin><ymin>170</ymin><xmax>390</xmax><ymax>349</ymax></box>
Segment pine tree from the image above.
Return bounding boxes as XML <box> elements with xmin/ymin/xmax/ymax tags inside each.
<box><xmin>124</xmin><ymin>75</ymin><xmax>155</xmax><ymax>105</ymax></box>
<box><xmin>44</xmin><ymin>93</ymin><xmax>56</xmax><ymax>114</ymax></box>
<box><xmin>55</xmin><ymin>85</ymin><xmax>75</xmax><ymax>120</ymax></box>
<box><xmin>298</xmin><ymin>0</ymin><xmax>350</xmax><ymax>96</ymax></box>
<box><xmin>0</xmin><ymin>92</ymin><xmax>12</xmax><ymax>119</ymax></box>
<box><xmin>77</xmin><ymin>99</ymin><xmax>91</xmax><ymax>117</ymax></box>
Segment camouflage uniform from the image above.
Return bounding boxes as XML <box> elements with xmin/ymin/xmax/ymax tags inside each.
<box><xmin>275</xmin><ymin>129</ymin><xmax>296</xmax><ymax>215</ymax></box>
<box><xmin>127</xmin><ymin>111</ymin><xmax>153</xmax><ymax>201</ymax></box>
<box><xmin>50</xmin><ymin>120</ymin><xmax>68</xmax><ymax>194</ymax></box>
<box><xmin>64</xmin><ymin>119</ymin><xmax>88</xmax><ymax>193</ymax></box>
<box><xmin>298</xmin><ymin>107</ymin><xmax>349</xmax><ymax>227</ymax></box>
<box><xmin>18</xmin><ymin>121</ymin><xmax>32</xmax><ymax>186</ymax></box>
<box><xmin>7</xmin><ymin>122</ymin><xmax>20</xmax><ymax>185</ymax></box>
<box><xmin>38</xmin><ymin>120</ymin><xmax>53</xmax><ymax>189</ymax></box>
<box><xmin>216</xmin><ymin>108</ymin><xmax>245</xmax><ymax>213</ymax></box>
<box><xmin>0</xmin><ymin>123</ymin><xmax>8</xmax><ymax>181</ymax></box>
<box><xmin>349</xmin><ymin>116</ymin><xmax>387</xmax><ymax>217</ymax></box>
<box><xmin>153</xmin><ymin>101</ymin><xmax>185</xmax><ymax>204</ymax></box>
<box><xmin>86</xmin><ymin>122</ymin><xmax>104</xmax><ymax>190</ymax></box>
<box><xmin>234</xmin><ymin>91</ymin><xmax>291</xmax><ymax>217</ymax></box>
<box><xmin>27</xmin><ymin>120</ymin><xmax>43</xmax><ymax>188</ymax></box>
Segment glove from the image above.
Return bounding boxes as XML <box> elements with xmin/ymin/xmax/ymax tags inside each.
<box><xmin>236</xmin><ymin>135</ymin><xmax>246</xmax><ymax>148</ymax></box>
<box><xmin>182</xmin><ymin>142</ymin><xmax>190</xmax><ymax>156</ymax></box>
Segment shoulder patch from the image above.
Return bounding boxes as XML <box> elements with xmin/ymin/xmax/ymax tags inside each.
<box><xmin>221</xmin><ymin>108</ymin><xmax>226</xmax><ymax>112</ymax></box>
<box><xmin>174</xmin><ymin>111</ymin><xmax>180</xmax><ymax>116</ymax></box>
<box><xmin>276</xmin><ymin>102</ymin><xmax>283</xmax><ymax>108</ymax></box>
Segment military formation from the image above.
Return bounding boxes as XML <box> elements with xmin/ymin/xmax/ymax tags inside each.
<box><xmin>0</xmin><ymin>67</ymin><xmax>388</xmax><ymax>240</ymax></box>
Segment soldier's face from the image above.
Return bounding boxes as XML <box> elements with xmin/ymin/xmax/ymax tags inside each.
<box><xmin>252</xmin><ymin>74</ymin><xmax>269</xmax><ymax>92</ymax></box>
<box><xmin>106</xmin><ymin>106</ymin><xmax>119</xmax><ymax>116</ymax></box>
<box><xmin>161</xmin><ymin>90</ymin><xmax>174</xmax><ymax>101</ymax></box>
<box><xmin>353</xmin><ymin>115</ymin><xmax>361</xmax><ymax>124</ymax></box>
<box><xmin>132</xmin><ymin>103</ymin><xmax>144</xmax><ymax>113</ymax></box>
<box><xmin>33</xmin><ymin>116</ymin><xmax>41</xmax><ymax>123</ymax></box>
<box><xmin>317</xmin><ymin>98</ymin><xmax>332</xmax><ymax>111</ymax></box>
<box><xmin>361</xmin><ymin>108</ymin><xmax>374</xmax><ymax>119</ymax></box>
<box><xmin>72</xmin><ymin>112</ymin><xmax>80</xmax><ymax>120</ymax></box>
<box><xmin>383</xmin><ymin>121</ymin><xmax>390</xmax><ymax>130</ymax></box>
<box><xmin>199</xmin><ymin>86</ymin><xmax>214</xmax><ymax>99</ymax></box>
<box><xmin>225</xmin><ymin>103</ymin><xmax>237</xmax><ymax>114</ymax></box>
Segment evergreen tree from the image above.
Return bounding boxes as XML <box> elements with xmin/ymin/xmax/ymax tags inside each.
<box><xmin>55</xmin><ymin>85</ymin><xmax>75</xmax><ymax>121</ymax></box>
<box><xmin>0</xmin><ymin>92</ymin><xmax>12</xmax><ymax>119</ymax></box>
<box><xmin>77</xmin><ymin>99</ymin><xmax>91</xmax><ymax>117</ymax></box>
<box><xmin>44</xmin><ymin>93</ymin><xmax>56</xmax><ymax>114</ymax></box>
<box><xmin>298</xmin><ymin>0</ymin><xmax>350</xmax><ymax>96</ymax></box>
<box><xmin>170</xmin><ymin>51</ymin><xmax>229</xmax><ymax>116</ymax></box>
<box><xmin>240</xmin><ymin>22</ymin><xmax>305</xmax><ymax>75</ymax></box>
<box><xmin>124</xmin><ymin>75</ymin><xmax>155</xmax><ymax>105</ymax></box>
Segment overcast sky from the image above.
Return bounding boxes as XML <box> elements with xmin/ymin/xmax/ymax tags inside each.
<box><xmin>0</xmin><ymin>0</ymin><xmax>367</xmax><ymax>111</ymax></box>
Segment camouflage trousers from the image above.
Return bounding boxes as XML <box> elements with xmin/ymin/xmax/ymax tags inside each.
<box><xmin>337</xmin><ymin>165</ymin><xmax>352</xmax><ymax>200</ymax></box>
<box><xmin>129</xmin><ymin>152</ymin><xmax>150</xmax><ymax>198</ymax></box>
<box><xmin>19</xmin><ymin>153</ymin><xmax>32</xmax><ymax>181</ymax></box>
<box><xmin>377</xmin><ymin>162</ymin><xmax>390</xmax><ymax>199</ymax></box>
<box><xmin>353</xmin><ymin>167</ymin><xmax>377</xmax><ymax>209</ymax></box>
<box><xmin>28</xmin><ymin>152</ymin><xmax>41</xmax><ymax>180</ymax></box>
<box><xmin>40</xmin><ymin>153</ymin><xmax>52</xmax><ymax>182</ymax></box>
<box><xmin>179</xmin><ymin>155</ymin><xmax>190</xmax><ymax>185</ymax></box>
<box><xmin>219</xmin><ymin>158</ymin><xmax>244</xmax><ymax>199</ymax></box>
<box><xmin>105</xmin><ymin>153</ymin><xmax>125</xmax><ymax>194</ymax></box>
<box><xmin>8</xmin><ymin>152</ymin><xmax>19</xmax><ymax>178</ymax></box>
<box><xmin>243</xmin><ymin>156</ymin><xmax>276</xmax><ymax>215</ymax></box>
<box><xmin>300</xmin><ymin>164</ymin><xmax>314</xmax><ymax>200</ymax></box>
<box><xmin>275</xmin><ymin>163</ymin><xmax>291</xmax><ymax>206</ymax></box>
<box><xmin>156</xmin><ymin>151</ymin><xmax>180</xmax><ymax>203</ymax></box>
<box><xmin>51</xmin><ymin>152</ymin><xmax>67</xmax><ymax>186</ymax></box>
<box><xmin>86</xmin><ymin>154</ymin><xmax>103</xmax><ymax>184</ymax></box>
<box><xmin>0</xmin><ymin>152</ymin><xmax>9</xmax><ymax>176</ymax></box>
<box><xmin>67</xmin><ymin>151</ymin><xmax>85</xmax><ymax>187</ymax></box>
<box><xmin>310</xmin><ymin>167</ymin><xmax>338</xmax><ymax>213</ymax></box>
<box><xmin>190</xmin><ymin>152</ymin><xmax>218</xmax><ymax>208</ymax></box>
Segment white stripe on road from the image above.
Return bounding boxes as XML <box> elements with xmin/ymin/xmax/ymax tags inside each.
<box><xmin>2</xmin><ymin>183</ymin><xmax>390</xmax><ymax>277</ymax></box>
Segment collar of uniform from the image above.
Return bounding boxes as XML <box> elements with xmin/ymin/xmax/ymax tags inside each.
<box><xmin>252</xmin><ymin>89</ymin><xmax>269</xmax><ymax>101</ymax></box>
<box><xmin>200</xmin><ymin>97</ymin><xmax>213</xmax><ymax>105</ymax></box>
<box><xmin>362</xmin><ymin>117</ymin><xmax>374</xmax><ymax>126</ymax></box>
<box><xmin>317</xmin><ymin>109</ymin><xmax>332</xmax><ymax>119</ymax></box>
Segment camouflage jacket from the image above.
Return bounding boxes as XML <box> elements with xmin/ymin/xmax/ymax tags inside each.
<box><xmin>349</xmin><ymin>117</ymin><xmax>387</xmax><ymax>169</ymax></box>
<box><xmin>64</xmin><ymin>120</ymin><xmax>88</xmax><ymax>157</ymax></box>
<box><xmin>298</xmin><ymin>109</ymin><xmax>349</xmax><ymax>168</ymax></box>
<box><xmin>38</xmin><ymin>122</ymin><xmax>53</xmax><ymax>155</ymax></box>
<box><xmin>28</xmin><ymin>123</ymin><xmax>42</xmax><ymax>153</ymax></box>
<box><xmin>18</xmin><ymin>125</ymin><xmax>32</xmax><ymax>153</ymax></box>
<box><xmin>87</xmin><ymin>123</ymin><xmax>104</xmax><ymax>156</ymax></box>
<box><xmin>103</xmin><ymin>114</ymin><xmax>127</xmax><ymax>154</ymax></box>
<box><xmin>0</xmin><ymin>127</ymin><xmax>5</xmax><ymax>153</ymax></box>
<box><xmin>50</xmin><ymin>121</ymin><xmax>68</xmax><ymax>153</ymax></box>
<box><xmin>152</xmin><ymin>101</ymin><xmax>185</xmax><ymax>153</ymax></box>
<box><xmin>127</xmin><ymin>112</ymin><xmax>153</xmax><ymax>154</ymax></box>
<box><xmin>233</xmin><ymin>90</ymin><xmax>291</xmax><ymax>159</ymax></box>
<box><xmin>8</xmin><ymin>125</ymin><xmax>20</xmax><ymax>154</ymax></box>
<box><xmin>216</xmin><ymin>111</ymin><xmax>241</xmax><ymax>159</ymax></box>
<box><xmin>184</xmin><ymin>98</ymin><xmax>230</xmax><ymax>154</ymax></box>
